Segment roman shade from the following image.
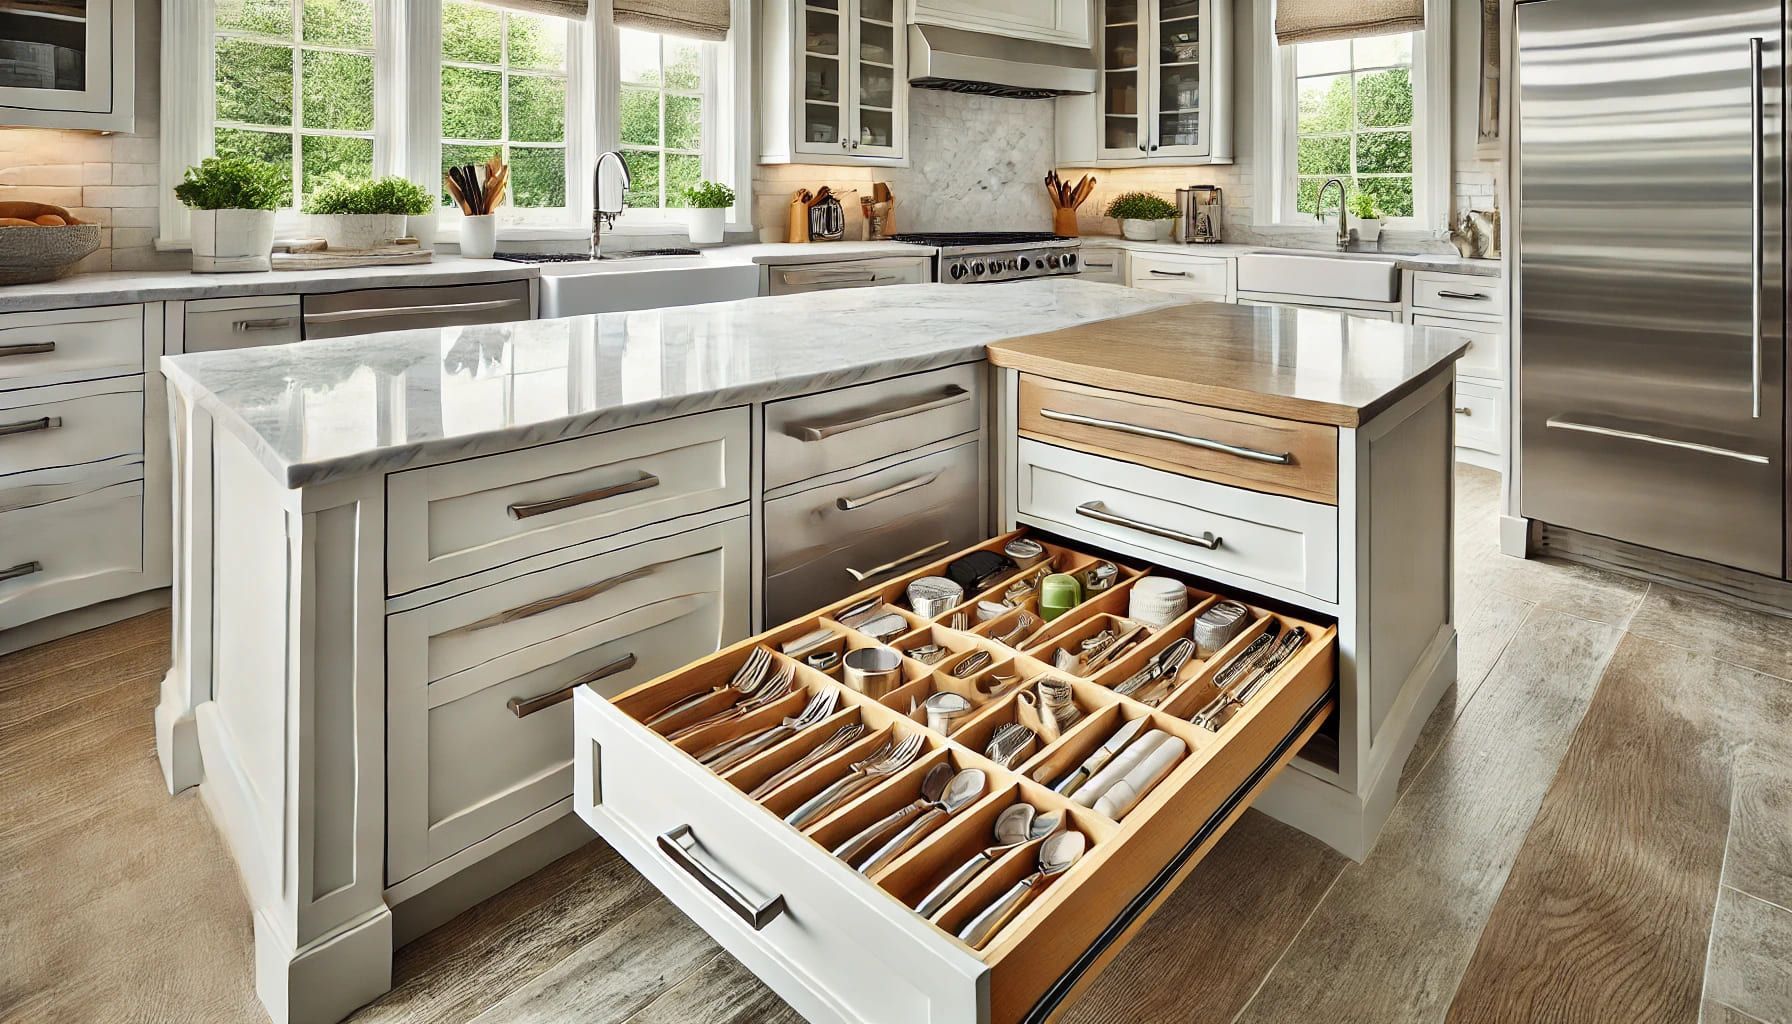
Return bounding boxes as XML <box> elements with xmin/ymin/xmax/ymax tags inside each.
<box><xmin>613</xmin><ymin>0</ymin><xmax>730</xmax><ymax>40</ymax></box>
<box><xmin>478</xmin><ymin>0</ymin><xmax>589</xmax><ymax>20</ymax></box>
<box><xmin>1275</xmin><ymin>0</ymin><xmax>1424</xmax><ymax>44</ymax></box>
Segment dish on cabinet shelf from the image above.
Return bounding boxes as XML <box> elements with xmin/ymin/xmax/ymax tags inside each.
<box><xmin>573</xmin><ymin>528</ymin><xmax>1336</xmax><ymax>1023</ymax></box>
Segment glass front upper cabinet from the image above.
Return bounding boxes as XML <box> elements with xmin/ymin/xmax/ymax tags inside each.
<box><xmin>772</xmin><ymin>0</ymin><xmax>906</xmax><ymax>164</ymax></box>
<box><xmin>0</xmin><ymin>0</ymin><xmax>134</xmax><ymax>130</ymax></box>
<box><xmin>1090</xmin><ymin>0</ymin><xmax>1227</xmax><ymax>164</ymax></box>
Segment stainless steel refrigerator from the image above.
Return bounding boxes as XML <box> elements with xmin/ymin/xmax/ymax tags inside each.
<box><xmin>1516</xmin><ymin>0</ymin><xmax>1788</xmax><ymax>577</ymax></box>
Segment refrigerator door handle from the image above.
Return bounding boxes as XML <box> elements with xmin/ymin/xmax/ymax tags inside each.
<box><xmin>1750</xmin><ymin>35</ymin><xmax>1765</xmax><ymax>419</ymax></box>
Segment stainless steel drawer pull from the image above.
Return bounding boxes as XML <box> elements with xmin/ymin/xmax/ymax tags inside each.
<box><xmin>1148</xmin><ymin>269</ymin><xmax>1189</xmax><ymax>277</ymax></box>
<box><xmin>1076</xmin><ymin>501</ymin><xmax>1221</xmax><ymax>550</ymax></box>
<box><xmin>0</xmin><ymin>415</ymin><xmax>61</xmax><ymax>437</ymax></box>
<box><xmin>845</xmin><ymin>539</ymin><xmax>951</xmax><ymax>582</ymax></box>
<box><xmin>233</xmin><ymin>317</ymin><xmax>297</xmax><ymax>332</ymax></box>
<box><xmin>1435</xmin><ymin>289</ymin><xmax>1490</xmax><ymax>301</ymax></box>
<box><xmin>1545</xmin><ymin>417</ymin><xmax>1771</xmax><ymax>464</ymax></box>
<box><xmin>443</xmin><ymin>562</ymin><xmax>663</xmax><ymax>635</ymax></box>
<box><xmin>657</xmin><ymin>824</ymin><xmax>787</xmax><ymax>930</ymax></box>
<box><xmin>507</xmin><ymin>652</ymin><xmax>638</xmax><ymax>717</ymax></box>
<box><xmin>0</xmin><ymin>342</ymin><xmax>55</xmax><ymax>358</ymax></box>
<box><xmin>793</xmin><ymin>385</ymin><xmax>973</xmax><ymax>442</ymax></box>
<box><xmin>835</xmin><ymin>470</ymin><xmax>941</xmax><ymax>511</ymax></box>
<box><xmin>1039</xmin><ymin>408</ymin><xmax>1293</xmax><ymax>465</ymax></box>
<box><xmin>303</xmin><ymin>297</ymin><xmax>523</xmax><ymax>324</ymax></box>
<box><xmin>1454</xmin><ymin>406</ymin><xmax>1472</xmax><ymax>416</ymax></box>
<box><xmin>0</xmin><ymin>561</ymin><xmax>43</xmax><ymax>582</ymax></box>
<box><xmin>1084</xmin><ymin>262</ymin><xmax>1115</xmax><ymax>269</ymax></box>
<box><xmin>507</xmin><ymin>472</ymin><xmax>660</xmax><ymax>519</ymax></box>
<box><xmin>780</xmin><ymin>269</ymin><xmax>878</xmax><ymax>285</ymax></box>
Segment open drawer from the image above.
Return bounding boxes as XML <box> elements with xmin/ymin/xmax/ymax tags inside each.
<box><xmin>574</xmin><ymin>529</ymin><xmax>1336</xmax><ymax>1024</ymax></box>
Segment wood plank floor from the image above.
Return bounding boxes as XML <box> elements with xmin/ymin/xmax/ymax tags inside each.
<box><xmin>3</xmin><ymin>466</ymin><xmax>1790</xmax><ymax>1024</ymax></box>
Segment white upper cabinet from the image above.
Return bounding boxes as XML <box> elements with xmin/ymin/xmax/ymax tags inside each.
<box><xmin>1056</xmin><ymin>0</ymin><xmax>1230</xmax><ymax>165</ymax></box>
<box><xmin>0</xmin><ymin>0</ymin><xmax>134</xmax><ymax>131</ymax></box>
<box><xmin>760</xmin><ymin>0</ymin><xmax>910</xmax><ymax>166</ymax></box>
<box><xmin>910</xmin><ymin>0</ymin><xmax>1092</xmax><ymax>47</ymax></box>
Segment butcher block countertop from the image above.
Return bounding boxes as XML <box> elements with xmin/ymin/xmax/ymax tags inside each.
<box><xmin>986</xmin><ymin>300</ymin><xmax>1472</xmax><ymax>428</ymax></box>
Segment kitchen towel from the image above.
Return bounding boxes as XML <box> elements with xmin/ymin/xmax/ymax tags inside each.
<box><xmin>1275</xmin><ymin>0</ymin><xmax>1423</xmax><ymax>44</ymax></box>
<box><xmin>614</xmin><ymin>0</ymin><xmax>730</xmax><ymax>40</ymax></box>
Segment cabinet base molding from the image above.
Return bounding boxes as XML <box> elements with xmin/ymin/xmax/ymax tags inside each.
<box><xmin>390</xmin><ymin>808</ymin><xmax>593</xmax><ymax>947</ymax></box>
<box><xmin>254</xmin><ymin>906</ymin><xmax>393</xmax><ymax>1024</ymax></box>
<box><xmin>1499</xmin><ymin>515</ymin><xmax>1532</xmax><ymax>560</ymax></box>
<box><xmin>0</xmin><ymin>586</ymin><xmax>168</xmax><ymax>657</ymax></box>
<box><xmin>154</xmin><ymin>669</ymin><xmax>201</xmax><ymax>794</ymax></box>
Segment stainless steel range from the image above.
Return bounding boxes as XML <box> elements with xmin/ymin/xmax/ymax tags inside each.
<box><xmin>890</xmin><ymin>232</ymin><xmax>1081</xmax><ymax>283</ymax></box>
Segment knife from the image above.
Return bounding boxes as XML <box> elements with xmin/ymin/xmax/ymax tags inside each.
<box><xmin>1051</xmin><ymin>715</ymin><xmax>1148</xmax><ymax>794</ymax></box>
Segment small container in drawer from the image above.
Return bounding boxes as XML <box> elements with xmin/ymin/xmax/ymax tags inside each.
<box><xmin>764</xmin><ymin>363</ymin><xmax>984</xmax><ymax>491</ymax></box>
<box><xmin>0</xmin><ymin>475</ymin><xmax>144</xmax><ymax>630</ymax></box>
<box><xmin>386</xmin><ymin>406</ymin><xmax>750</xmax><ymax>594</ymax></box>
<box><xmin>1016</xmin><ymin>439</ymin><xmax>1339</xmax><ymax>603</ymax></box>
<box><xmin>1126</xmin><ymin>252</ymin><xmax>1230</xmax><ymax>299</ymax></box>
<box><xmin>1410</xmin><ymin>272</ymin><xmax>1504</xmax><ymax>317</ymax></box>
<box><xmin>0</xmin><ymin>378</ymin><xmax>142</xmax><ymax>481</ymax></box>
<box><xmin>1019</xmin><ymin>374</ymin><xmax>1339</xmax><ymax>505</ymax></box>
<box><xmin>763</xmin><ymin>440</ymin><xmax>985</xmax><ymax>624</ymax></box>
<box><xmin>387</xmin><ymin>518</ymin><xmax>750</xmax><ymax>880</ymax></box>
<box><xmin>0</xmin><ymin>305</ymin><xmax>142</xmax><ymax>389</ymax></box>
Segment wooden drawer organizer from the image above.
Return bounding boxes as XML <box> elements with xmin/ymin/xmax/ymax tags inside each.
<box><xmin>583</xmin><ymin>528</ymin><xmax>1337</xmax><ymax>1023</ymax></box>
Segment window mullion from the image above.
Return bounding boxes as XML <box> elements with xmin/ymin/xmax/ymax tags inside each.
<box><xmin>290</xmin><ymin>0</ymin><xmax>302</xmax><ymax>202</ymax></box>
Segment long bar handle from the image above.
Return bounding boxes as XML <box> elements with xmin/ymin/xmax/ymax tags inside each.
<box><xmin>835</xmin><ymin>471</ymin><xmax>941</xmax><ymax>511</ymax></box>
<box><xmin>441</xmin><ymin>563</ymin><xmax>660</xmax><ymax>635</ymax></box>
<box><xmin>1147</xmin><ymin>269</ymin><xmax>1189</xmax><ymax>278</ymax></box>
<box><xmin>0</xmin><ymin>342</ymin><xmax>55</xmax><ymax>358</ymax></box>
<box><xmin>844</xmin><ymin>539</ymin><xmax>951</xmax><ymax>582</ymax></box>
<box><xmin>1545</xmin><ymin>416</ymin><xmax>1771</xmax><ymax>464</ymax></box>
<box><xmin>303</xmin><ymin>297</ymin><xmax>523</xmax><ymax>324</ymax></box>
<box><xmin>1751</xmin><ymin>36</ymin><xmax>1765</xmax><ymax>419</ymax></box>
<box><xmin>793</xmin><ymin>386</ymin><xmax>972</xmax><ymax>442</ymax></box>
<box><xmin>1435</xmin><ymin>289</ymin><xmax>1490</xmax><ymax>301</ymax></box>
<box><xmin>233</xmin><ymin>317</ymin><xmax>297</xmax><ymax>332</ymax></box>
<box><xmin>507</xmin><ymin>472</ymin><xmax>659</xmax><ymax>519</ymax></box>
<box><xmin>507</xmin><ymin>652</ymin><xmax>637</xmax><ymax>717</ymax></box>
<box><xmin>0</xmin><ymin>416</ymin><xmax>61</xmax><ymax>437</ymax></box>
<box><xmin>1040</xmin><ymin>407</ymin><xmax>1293</xmax><ymax>465</ymax></box>
<box><xmin>0</xmin><ymin>561</ymin><xmax>43</xmax><ymax>583</ymax></box>
<box><xmin>779</xmin><ymin>269</ymin><xmax>878</xmax><ymax>285</ymax></box>
<box><xmin>1076</xmin><ymin>500</ymin><xmax>1221</xmax><ymax>550</ymax></box>
<box><xmin>657</xmin><ymin>825</ymin><xmax>787</xmax><ymax>930</ymax></box>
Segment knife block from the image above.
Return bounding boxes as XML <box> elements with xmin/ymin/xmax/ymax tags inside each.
<box><xmin>787</xmin><ymin>195</ymin><xmax>811</xmax><ymax>244</ymax></box>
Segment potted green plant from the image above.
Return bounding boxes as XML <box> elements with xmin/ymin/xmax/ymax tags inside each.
<box><xmin>173</xmin><ymin>156</ymin><xmax>288</xmax><ymax>272</ymax></box>
<box><xmin>1348</xmin><ymin>191</ymin><xmax>1383</xmax><ymax>244</ymax></box>
<box><xmin>302</xmin><ymin>176</ymin><xmax>420</xmax><ymax>250</ymax></box>
<box><xmin>387</xmin><ymin>178</ymin><xmax>438</xmax><ymax>249</ymax></box>
<box><xmin>682</xmin><ymin>180</ymin><xmax>735</xmax><ymax>245</ymax></box>
<box><xmin>1105</xmin><ymin>191</ymin><xmax>1178</xmax><ymax>241</ymax></box>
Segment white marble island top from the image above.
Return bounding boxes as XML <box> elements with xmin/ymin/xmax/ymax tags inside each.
<box><xmin>162</xmin><ymin>278</ymin><xmax>1184</xmax><ymax>488</ymax></box>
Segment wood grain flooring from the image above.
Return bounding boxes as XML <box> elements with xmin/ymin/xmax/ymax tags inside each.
<box><xmin>5</xmin><ymin>466</ymin><xmax>1792</xmax><ymax>1024</ymax></box>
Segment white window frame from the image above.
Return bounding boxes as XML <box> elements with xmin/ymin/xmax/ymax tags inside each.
<box><xmin>1251</xmin><ymin>0</ymin><xmax>1450</xmax><ymax>234</ymax></box>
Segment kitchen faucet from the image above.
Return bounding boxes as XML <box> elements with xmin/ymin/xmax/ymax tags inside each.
<box><xmin>592</xmin><ymin>150</ymin><xmax>630</xmax><ymax>258</ymax></box>
<box><xmin>1317</xmin><ymin>177</ymin><xmax>1349</xmax><ymax>251</ymax></box>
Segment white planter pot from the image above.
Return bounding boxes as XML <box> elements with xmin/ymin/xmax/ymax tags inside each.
<box><xmin>1121</xmin><ymin>218</ymin><xmax>1167</xmax><ymax>241</ymax></box>
<box><xmin>685</xmin><ymin>207</ymin><xmax>726</xmax><ymax>245</ymax></box>
<box><xmin>1354</xmin><ymin>218</ymin><xmax>1383</xmax><ymax>244</ymax></box>
<box><xmin>189</xmin><ymin>208</ymin><xmax>276</xmax><ymax>272</ymax></box>
<box><xmin>460</xmin><ymin>214</ymin><xmax>497</xmax><ymax>259</ymax></box>
<box><xmin>406</xmin><ymin>214</ymin><xmax>438</xmax><ymax>250</ymax></box>
<box><xmin>312</xmin><ymin>213</ymin><xmax>406</xmax><ymax>251</ymax></box>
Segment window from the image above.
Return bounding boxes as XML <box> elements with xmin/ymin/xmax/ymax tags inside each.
<box><xmin>213</xmin><ymin>0</ymin><xmax>378</xmax><ymax>206</ymax></box>
<box><xmin>440</xmin><ymin>0</ymin><xmax>572</xmax><ymax>222</ymax></box>
<box><xmin>618</xmin><ymin>28</ymin><xmax>708</xmax><ymax>214</ymax></box>
<box><xmin>1288</xmin><ymin>34</ymin><xmax>1416</xmax><ymax>220</ymax></box>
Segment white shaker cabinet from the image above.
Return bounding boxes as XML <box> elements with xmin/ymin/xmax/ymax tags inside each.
<box><xmin>0</xmin><ymin>0</ymin><xmax>134</xmax><ymax>130</ymax></box>
<box><xmin>1056</xmin><ymin>0</ymin><xmax>1232</xmax><ymax>165</ymax></box>
<box><xmin>911</xmin><ymin>0</ymin><xmax>1092</xmax><ymax>47</ymax></box>
<box><xmin>761</xmin><ymin>0</ymin><xmax>909</xmax><ymax>166</ymax></box>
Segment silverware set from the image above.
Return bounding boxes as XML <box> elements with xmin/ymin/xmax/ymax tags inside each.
<box><xmin>747</xmin><ymin>721</ymin><xmax>865</xmax><ymax>800</ymax></box>
<box><xmin>696</xmin><ymin>689</ymin><xmax>839</xmax><ymax>773</ymax></box>
<box><xmin>958</xmin><ymin>831</ymin><xmax>1087</xmax><ymax>949</ymax></box>
<box><xmin>984</xmin><ymin>722</ymin><xmax>1037</xmax><ymax>768</ymax></box>
<box><xmin>831</xmin><ymin>763</ymin><xmax>988</xmax><ymax>874</ymax></box>
<box><xmin>645</xmin><ymin>647</ymin><xmax>781</xmax><ymax>730</ymax></box>
<box><xmin>916</xmin><ymin>803</ymin><xmax>1062</xmax><ymax>919</ymax></box>
<box><xmin>786</xmin><ymin>733</ymin><xmax>925</xmax><ymax>829</ymax></box>
<box><xmin>1192</xmin><ymin>625</ymin><xmax>1308</xmax><ymax>730</ymax></box>
<box><xmin>991</xmin><ymin>611</ymin><xmax>1040</xmax><ymax>648</ymax></box>
<box><xmin>1114</xmin><ymin>636</ymin><xmax>1194</xmax><ymax>706</ymax></box>
<box><xmin>664</xmin><ymin>656</ymin><xmax>796</xmax><ymax>741</ymax></box>
<box><xmin>1052</xmin><ymin>716</ymin><xmax>1186</xmax><ymax>820</ymax></box>
<box><xmin>949</xmin><ymin>649</ymin><xmax>992</xmax><ymax>678</ymax></box>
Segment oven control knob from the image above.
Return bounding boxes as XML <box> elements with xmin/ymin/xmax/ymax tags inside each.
<box><xmin>1064</xmin><ymin>252</ymin><xmax>1078</xmax><ymax>267</ymax></box>
<box><xmin>971</xmin><ymin>261</ymin><xmax>986</xmax><ymax>276</ymax></box>
<box><xmin>1046</xmin><ymin>254</ymin><xmax>1062</xmax><ymax>269</ymax></box>
<box><xmin>950</xmin><ymin>262</ymin><xmax>967</xmax><ymax>280</ymax></box>
<box><xmin>1018</xmin><ymin>257</ymin><xmax>1032</xmax><ymax>272</ymax></box>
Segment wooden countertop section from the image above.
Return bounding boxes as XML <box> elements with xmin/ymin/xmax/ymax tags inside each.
<box><xmin>987</xmin><ymin>300</ymin><xmax>1471</xmax><ymax>427</ymax></box>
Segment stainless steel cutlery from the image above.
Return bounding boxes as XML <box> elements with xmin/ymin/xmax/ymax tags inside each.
<box><xmin>747</xmin><ymin>721</ymin><xmax>865</xmax><ymax>800</ymax></box>
<box><xmin>644</xmin><ymin>647</ymin><xmax>774</xmax><ymax>729</ymax></box>
<box><xmin>665</xmin><ymin>659</ymin><xmax>796</xmax><ymax>741</ymax></box>
<box><xmin>1050</xmin><ymin>715</ymin><xmax>1147</xmax><ymax>794</ymax></box>
<box><xmin>853</xmin><ymin>768</ymin><xmax>987</xmax><ymax>875</ymax></box>
<box><xmin>1114</xmin><ymin>636</ymin><xmax>1194</xmax><ymax>706</ymax></box>
<box><xmin>958</xmin><ymin>831</ymin><xmax>1086</xmax><ymax>949</ymax></box>
<box><xmin>1193</xmin><ymin>626</ymin><xmax>1308</xmax><ymax>730</ymax></box>
<box><xmin>917</xmin><ymin>804</ymin><xmax>1062</xmax><ymax>920</ymax></box>
<box><xmin>785</xmin><ymin>733</ymin><xmax>924</xmax><ymax>829</ymax></box>
<box><xmin>984</xmin><ymin>722</ymin><xmax>1037</xmax><ymax>769</ymax></box>
<box><xmin>697</xmin><ymin>689</ymin><xmax>839</xmax><ymax>773</ymax></box>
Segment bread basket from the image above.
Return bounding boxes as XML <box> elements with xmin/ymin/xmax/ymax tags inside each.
<box><xmin>0</xmin><ymin>202</ymin><xmax>102</xmax><ymax>285</ymax></box>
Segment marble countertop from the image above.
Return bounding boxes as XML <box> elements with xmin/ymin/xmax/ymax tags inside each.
<box><xmin>987</xmin><ymin>300</ymin><xmax>1471</xmax><ymax>427</ymax></box>
<box><xmin>162</xmin><ymin>278</ymin><xmax>1183</xmax><ymax>489</ymax></box>
<box><xmin>1080</xmin><ymin>237</ymin><xmax>1503</xmax><ymax>279</ymax></box>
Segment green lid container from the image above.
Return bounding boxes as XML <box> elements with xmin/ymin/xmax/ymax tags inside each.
<box><xmin>1038</xmin><ymin>572</ymin><xmax>1082</xmax><ymax>622</ymax></box>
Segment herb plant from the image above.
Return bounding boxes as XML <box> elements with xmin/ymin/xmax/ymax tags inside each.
<box><xmin>1104</xmin><ymin>191</ymin><xmax>1178</xmax><ymax>221</ymax></box>
<box><xmin>1348</xmin><ymin>191</ymin><xmax>1381</xmax><ymax>220</ymax></box>
<box><xmin>303</xmin><ymin>176</ymin><xmax>435</xmax><ymax>216</ymax></box>
<box><xmin>173</xmin><ymin>157</ymin><xmax>290</xmax><ymax>211</ymax></box>
<box><xmin>682</xmin><ymin>180</ymin><xmax>736</xmax><ymax>209</ymax></box>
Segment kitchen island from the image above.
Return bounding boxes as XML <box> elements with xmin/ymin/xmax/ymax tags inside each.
<box><xmin>154</xmin><ymin>279</ymin><xmax>1465</xmax><ymax>1024</ymax></box>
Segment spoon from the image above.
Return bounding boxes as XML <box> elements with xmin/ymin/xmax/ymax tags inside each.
<box><xmin>858</xmin><ymin>768</ymin><xmax>988</xmax><ymax>874</ymax></box>
<box><xmin>958</xmin><ymin>831</ymin><xmax>1087</xmax><ymax>949</ymax></box>
<box><xmin>918</xmin><ymin>805</ymin><xmax>1063</xmax><ymax>920</ymax></box>
<box><xmin>831</xmin><ymin>763</ymin><xmax>952</xmax><ymax>865</ymax></box>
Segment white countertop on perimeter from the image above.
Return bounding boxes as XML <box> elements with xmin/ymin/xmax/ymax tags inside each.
<box><xmin>161</xmin><ymin>277</ymin><xmax>1184</xmax><ymax>489</ymax></box>
<box><xmin>1080</xmin><ymin>237</ymin><xmax>1504</xmax><ymax>278</ymax></box>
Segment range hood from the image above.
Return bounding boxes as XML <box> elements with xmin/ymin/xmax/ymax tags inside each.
<box><xmin>907</xmin><ymin>24</ymin><xmax>1096</xmax><ymax>99</ymax></box>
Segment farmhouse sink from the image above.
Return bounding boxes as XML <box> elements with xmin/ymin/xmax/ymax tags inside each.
<box><xmin>1236</xmin><ymin>251</ymin><xmax>1401</xmax><ymax>303</ymax></box>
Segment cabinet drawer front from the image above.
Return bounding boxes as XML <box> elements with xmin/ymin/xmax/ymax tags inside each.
<box><xmin>574</xmin><ymin>529</ymin><xmax>1337</xmax><ymax>1024</ymax></box>
<box><xmin>300</xmin><ymin>279</ymin><xmax>532</xmax><ymax>340</ymax></box>
<box><xmin>388</xmin><ymin>518</ymin><xmax>751</xmax><ymax>881</ymax></box>
<box><xmin>1019</xmin><ymin>375</ymin><xmax>1338</xmax><ymax>504</ymax></box>
<box><xmin>0</xmin><ymin>476</ymin><xmax>144</xmax><ymax>629</ymax></box>
<box><xmin>764</xmin><ymin>256</ymin><xmax>933</xmax><ymax>295</ymax></box>
<box><xmin>764</xmin><ymin>441</ymin><xmax>984</xmax><ymax>624</ymax></box>
<box><xmin>1075</xmin><ymin>249</ymin><xmax>1126</xmax><ymax>285</ymax></box>
<box><xmin>0</xmin><ymin>383</ymin><xmax>142</xmax><ymax>480</ymax></box>
<box><xmin>1126</xmin><ymin>253</ymin><xmax>1230</xmax><ymax>298</ymax></box>
<box><xmin>1017</xmin><ymin>439</ymin><xmax>1338</xmax><ymax>602</ymax></box>
<box><xmin>0</xmin><ymin>305</ymin><xmax>143</xmax><ymax>388</ymax></box>
<box><xmin>1453</xmin><ymin>382</ymin><xmax>1502</xmax><ymax>455</ymax></box>
<box><xmin>1411</xmin><ymin>314</ymin><xmax>1501</xmax><ymax>382</ymax></box>
<box><xmin>184</xmin><ymin>296</ymin><xmax>303</xmax><ymax>353</ymax></box>
<box><xmin>387</xmin><ymin>407</ymin><xmax>750</xmax><ymax>594</ymax></box>
<box><xmin>1411</xmin><ymin>273</ymin><xmax>1504</xmax><ymax>317</ymax></box>
<box><xmin>764</xmin><ymin>364</ymin><xmax>984</xmax><ymax>491</ymax></box>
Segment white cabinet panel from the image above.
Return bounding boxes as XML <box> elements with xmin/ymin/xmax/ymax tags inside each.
<box><xmin>0</xmin><ymin>476</ymin><xmax>143</xmax><ymax>630</ymax></box>
<box><xmin>912</xmin><ymin>0</ymin><xmax>1091</xmax><ymax>46</ymax></box>
<box><xmin>0</xmin><ymin>377</ymin><xmax>142</xmax><ymax>481</ymax></box>
<box><xmin>0</xmin><ymin>305</ymin><xmax>143</xmax><ymax>389</ymax></box>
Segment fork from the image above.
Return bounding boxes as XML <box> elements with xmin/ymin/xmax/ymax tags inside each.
<box><xmin>992</xmin><ymin>612</ymin><xmax>1039</xmax><ymax>648</ymax></box>
<box><xmin>697</xmin><ymin>689</ymin><xmax>840</xmax><ymax>772</ymax></box>
<box><xmin>667</xmin><ymin>662</ymin><xmax>795</xmax><ymax>740</ymax></box>
<box><xmin>985</xmin><ymin>722</ymin><xmax>1037</xmax><ymax>768</ymax></box>
<box><xmin>1116</xmin><ymin>637</ymin><xmax>1194</xmax><ymax>706</ymax></box>
<box><xmin>644</xmin><ymin>647</ymin><xmax>772</xmax><ymax>728</ymax></box>
<box><xmin>748</xmin><ymin>722</ymin><xmax>867</xmax><ymax>800</ymax></box>
<box><xmin>785</xmin><ymin>734</ymin><xmax>924</xmax><ymax>829</ymax></box>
